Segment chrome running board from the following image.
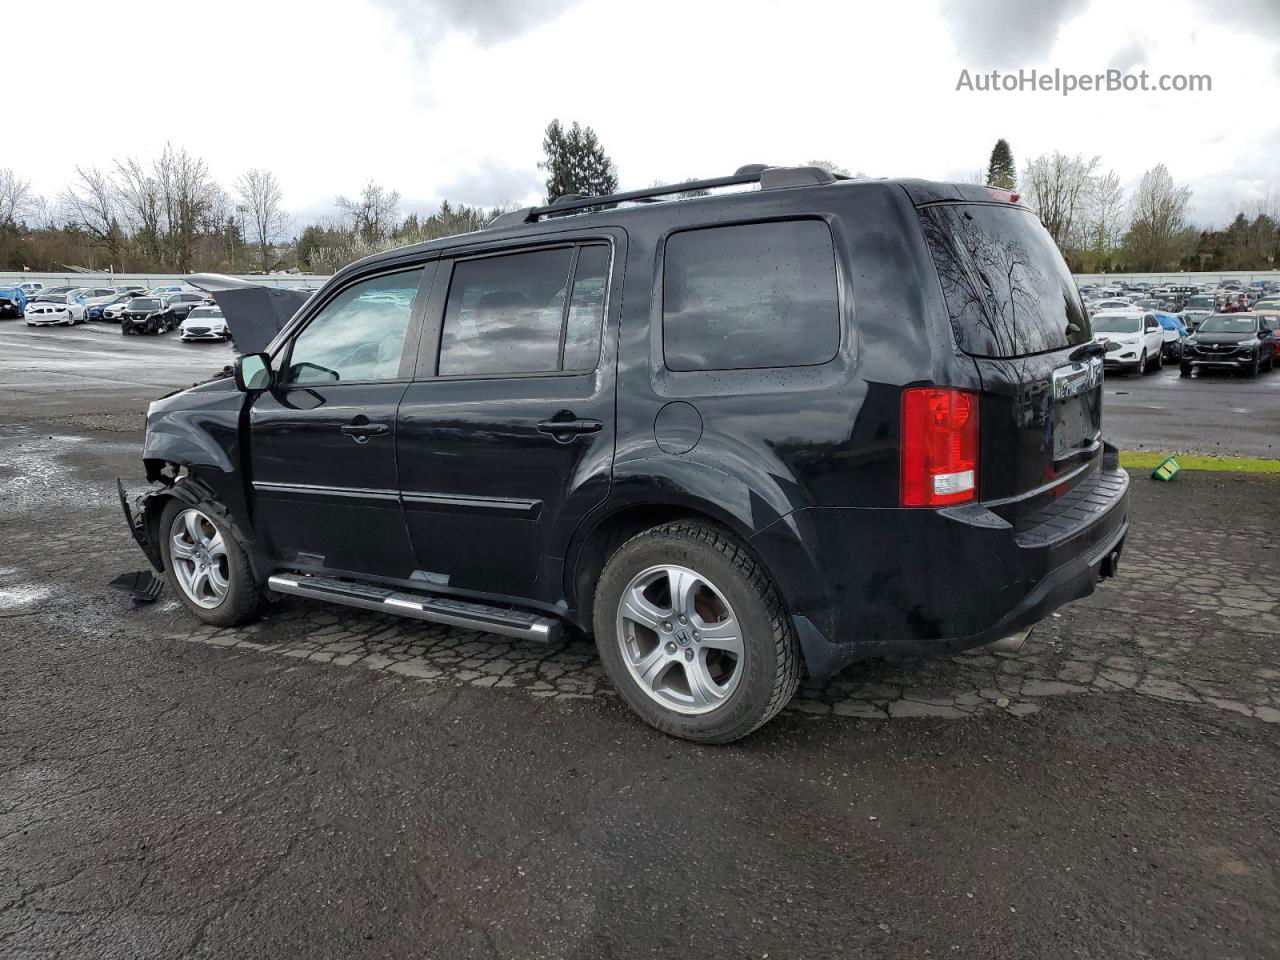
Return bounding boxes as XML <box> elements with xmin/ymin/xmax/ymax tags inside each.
<box><xmin>267</xmin><ymin>573</ymin><xmax>561</xmax><ymax>643</ymax></box>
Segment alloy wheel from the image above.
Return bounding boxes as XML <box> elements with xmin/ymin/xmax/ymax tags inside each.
<box><xmin>169</xmin><ymin>508</ymin><xmax>230</xmax><ymax>608</ymax></box>
<box><xmin>616</xmin><ymin>564</ymin><xmax>744</xmax><ymax>715</ymax></box>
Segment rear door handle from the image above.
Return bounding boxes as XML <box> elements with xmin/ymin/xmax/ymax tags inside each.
<box><xmin>536</xmin><ymin>416</ymin><xmax>603</xmax><ymax>440</ymax></box>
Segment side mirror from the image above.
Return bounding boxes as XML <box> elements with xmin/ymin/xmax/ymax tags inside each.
<box><xmin>235</xmin><ymin>352</ymin><xmax>273</xmax><ymax>392</ymax></box>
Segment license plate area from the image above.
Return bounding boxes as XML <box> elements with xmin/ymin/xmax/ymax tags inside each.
<box><xmin>1051</xmin><ymin>358</ymin><xmax>1103</xmax><ymax>461</ymax></box>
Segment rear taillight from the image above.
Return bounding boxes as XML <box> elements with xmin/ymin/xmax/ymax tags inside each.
<box><xmin>900</xmin><ymin>387</ymin><xmax>979</xmax><ymax>507</ymax></box>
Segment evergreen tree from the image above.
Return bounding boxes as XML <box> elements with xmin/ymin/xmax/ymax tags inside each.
<box><xmin>986</xmin><ymin>139</ymin><xmax>1017</xmax><ymax>189</ymax></box>
<box><xmin>539</xmin><ymin>120</ymin><xmax>619</xmax><ymax>202</ymax></box>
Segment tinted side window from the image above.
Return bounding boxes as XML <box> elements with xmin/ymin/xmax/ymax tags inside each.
<box><xmin>438</xmin><ymin>244</ymin><xmax>610</xmax><ymax>376</ymax></box>
<box><xmin>662</xmin><ymin>220</ymin><xmax>840</xmax><ymax>371</ymax></box>
<box><xmin>285</xmin><ymin>269</ymin><xmax>422</xmax><ymax>385</ymax></box>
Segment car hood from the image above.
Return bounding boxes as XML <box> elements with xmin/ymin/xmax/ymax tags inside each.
<box><xmin>181</xmin><ymin>315</ymin><xmax>226</xmax><ymax>327</ymax></box>
<box><xmin>1190</xmin><ymin>332</ymin><xmax>1256</xmax><ymax>344</ymax></box>
<box><xmin>185</xmin><ymin>274</ymin><xmax>312</xmax><ymax>355</ymax></box>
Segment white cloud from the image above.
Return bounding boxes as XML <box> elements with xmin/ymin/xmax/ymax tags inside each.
<box><xmin>10</xmin><ymin>0</ymin><xmax>1279</xmax><ymax>228</ymax></box>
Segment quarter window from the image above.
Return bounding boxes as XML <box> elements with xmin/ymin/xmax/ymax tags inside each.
<box><xmin>662</xmin><ymin>220</ymin><xmax>840</xmax><ymax>371</ymax></box>
<box><xmin>285</xmin><ymin>269</ymin><xmax>422</xmax><ymax>385</ymax></box>
<box><xmin>438</xmin><ymin>243</ymin><xmax>610</xmax><ymax>376</ymax></box>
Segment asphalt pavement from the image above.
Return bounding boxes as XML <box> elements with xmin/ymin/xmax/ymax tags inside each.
<box><xmin>1</xmin><ymin>320</ymin><xmax>1278</xmax><ymax>959</ymax></box>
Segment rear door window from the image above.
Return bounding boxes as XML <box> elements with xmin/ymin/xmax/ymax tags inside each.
<box><xmin>437</xmin><ymin>243</ymin><xmax>610</xmax><ymax>376</ymax></box>
<box><xmin>919</xmin><ymin>203</ymin><xmax>1091</xmax><ymax>358</ymax></box>
<box><xmin>662</xmin><ymin>219</ymin><xmax>840</xmax><ymax>371</ymax></box>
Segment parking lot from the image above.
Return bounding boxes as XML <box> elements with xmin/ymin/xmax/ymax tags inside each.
<box><xmin>2</xmin><ymin>320</ymin><xmax>1279</xmax><ymax>958</ymax></box>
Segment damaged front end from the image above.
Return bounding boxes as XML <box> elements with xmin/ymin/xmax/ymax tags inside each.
<box><xmin>118</xmin><ymin>372</ymin><xmax>267</xmax><ymax>583</ymax></box>
<box><xmin>118</xmin><ymin>478</ymin><xmax>166</xmax><ymax>573</ymax></box>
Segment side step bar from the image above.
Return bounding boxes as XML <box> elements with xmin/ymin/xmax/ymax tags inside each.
<box><xmin>266</xmin><ymin>574</ymin><xmax>562</xmax><ymax>643</ymax></box>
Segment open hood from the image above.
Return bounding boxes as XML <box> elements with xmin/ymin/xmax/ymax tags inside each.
<box><xmin>183</xmin><ymin>274</ymin><xmax>314</xmax><ymax>355</ymax></box>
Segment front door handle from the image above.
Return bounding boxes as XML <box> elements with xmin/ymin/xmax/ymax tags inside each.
<box><xmin>536</xmin><ymin>415</ymin><xmax>603</xmax><ymax>441</ymax></box>
<box><xmin>341</xmin><ymin>419</ymin><xmax>389</xmax><ymax>444</ymax></box>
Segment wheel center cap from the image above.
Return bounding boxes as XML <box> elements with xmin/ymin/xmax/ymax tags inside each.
<box><xmin>674</xmin><ymin>628</ymin><xmax>691</xmax><ymax>646</ymax></box>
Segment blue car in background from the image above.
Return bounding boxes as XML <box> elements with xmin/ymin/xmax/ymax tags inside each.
<box><xmin>87</xmin><ymin>291</ymin><xmax>136</xmax><ymax>321</ymax></box>
<box><xmin>1155</xmin><ymin>311</ymin><xmax>1189</xmax><ymax>361</ymax></box>
<box><xmin>0</xmin><ymin>285</ymin><xmax>28</xmax><ymax>319</ymax></box>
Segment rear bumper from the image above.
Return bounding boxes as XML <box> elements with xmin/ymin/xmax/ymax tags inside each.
<box><xmin>755</xmin><ymin>460</ymin><xmax>1130</xmax><ymax>679</ymax></box>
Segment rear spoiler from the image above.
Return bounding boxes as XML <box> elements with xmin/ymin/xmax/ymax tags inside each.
<box><xmin>184</xmin><ymin>274</ymin><xmax>314</xmax><ymax>355</ymax></box>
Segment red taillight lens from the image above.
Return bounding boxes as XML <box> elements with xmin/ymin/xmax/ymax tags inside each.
<box><xmin>900</xmin><ymin>387</ymin><xmax>979</xmax><ymax>507</ymax></box>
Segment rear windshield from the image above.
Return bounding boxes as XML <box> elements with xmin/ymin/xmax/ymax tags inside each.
<box><xmin>919</xmin><ymin>203</ymin><xmax>1090</xmax><ymax>358</ymax></box>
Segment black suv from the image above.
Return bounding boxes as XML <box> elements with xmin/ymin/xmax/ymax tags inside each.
<box><xmin>121</xmin><ymin>297</ymin><xmax>178</xmax><ymax>335</ymax></box>
<box><xmin>121</xmin><ymin>166</ymin><xmax>1129</xmax><ymax>742</ymax></box>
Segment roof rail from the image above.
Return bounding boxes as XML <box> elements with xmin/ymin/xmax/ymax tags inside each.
<box><xmin>487</xmin><ymin>165</ymin><xmax>841</xmax><ymax>230</ymax></box>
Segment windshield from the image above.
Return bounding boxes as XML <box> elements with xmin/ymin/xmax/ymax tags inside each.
<box><xmin>129</xmin><ymin>298</ymin><xmax>162</xmax><ymax>311</ymax></box>
<box><xmin>1196</xmin><ymin>315</ymin><xmax>1259</xmax><ymax>334</ymax></box>
<box><xmin>187</xmin><ymin>307</ymin><xmax>222</xmax><ymax>319</ymax></box>
<box><xmin>1187</xmin><ymin>296</ymin><xmax>1215</xmax><ymax>309</ymax></box>
<box><xmin>1091</xmin><ymin>314</ymin><xmax>1142</xmax><ymax>334</ymax></box>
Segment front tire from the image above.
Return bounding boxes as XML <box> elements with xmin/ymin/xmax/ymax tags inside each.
<box><xmin>1180</xmin><ymin>362</ymin><xmax>1192</xmax><ymax>378</ymax></box>
<box><xmin>159</xmin><ymin>499</ymin><xmax>265</xmax><ymax>627</ymax></box>
<box><xmin>593</xmin><ymin>521</ymin><xmax>801</xmax><ymax>743</ymax></box>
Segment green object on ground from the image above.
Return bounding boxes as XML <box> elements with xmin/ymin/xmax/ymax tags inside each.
<box><xmin>1151</xmin><ymin>456</ymin><xmax>1180</xmax><ymax>481</ymax></box>
<box><xmin>1120</xmin><ymin>452</ymin><xmax>1280</xmax><ymax>475</ymax></box>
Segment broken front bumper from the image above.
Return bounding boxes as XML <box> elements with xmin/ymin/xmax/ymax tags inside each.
<box><xmin>117</xmin><ymin>479</ymin><xmax>164</xmax><ymax>573</ymax></box>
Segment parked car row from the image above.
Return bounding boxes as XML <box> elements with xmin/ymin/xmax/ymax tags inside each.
<box><xmin>1090</xmin><ymin>306</ymin><xmax>1280</xmax><ymax>377</ymax></box>
<box><xmin>0</xmin><ymin>282</ymin><xmax>229</xmax><ymax>343</ymax></box>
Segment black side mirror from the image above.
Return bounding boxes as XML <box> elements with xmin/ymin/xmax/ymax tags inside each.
<box><xmin>234</xmin><ymin>353</ymin><xmax>273</xmax><ymax>392</ymax></box>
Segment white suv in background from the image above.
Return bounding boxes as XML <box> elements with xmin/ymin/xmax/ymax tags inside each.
<box><xmin>1092</xmin><ymin>310</ymin><xmax>1167</xmax><ymax>375</ymax></box>
<box><xmin>179</xmin><ymin>305</ymin><xmax>230</xmax><ymax>343</ymax></box>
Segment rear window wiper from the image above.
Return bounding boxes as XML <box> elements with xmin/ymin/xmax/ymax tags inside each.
<box><xmin>1069</xmin><ymin>341</ymin><xmax>1106</xmax><ymax>361</ymax></box>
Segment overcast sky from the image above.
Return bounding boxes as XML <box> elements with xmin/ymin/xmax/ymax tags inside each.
<box><xmin>13</xmin><ymin>0</ymin><xmax>1280</xmax><ymax>228</ymax></box>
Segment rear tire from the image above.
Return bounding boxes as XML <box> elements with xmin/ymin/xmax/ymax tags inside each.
<box><xmin>593</xmin><ymin>521</ymin><xmax>801</xmax><ymax>743</ymax></box>
<box><xmin>158</xmin><ymin>498</ymin><xmax>265</xmax><ymax>627</ymax></box>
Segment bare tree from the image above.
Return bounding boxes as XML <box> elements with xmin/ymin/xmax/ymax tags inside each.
<box><xmin>60</xmin><ymin>166</ymin><xmax>123</xmax><ymax>265</ymax></box>
<box><xmin>114</xmin><ymin>157</ymin><xmax>164</xmax><ymax>264</ymax></box>
<box><xmin>153</xmin><ymin>143</ymin><xmax>219</xmax><ymax>271</ymax></box>
<box><xmin>235</xmin><ymin>168</ymin><xmax>289</xmax><ymax>272</ymax></box>
<box><xmin>1076</xmin><ymin>169</ymin><xmax>1127</xmax><ymax>268</ymax></box>
<box><xmin>1122</xmin><ymin>164</ymin><xmax>1195</xmax><ymax>270</ymax></box>
<box><xmin>336</xmin><ymin>181</ymin><xmax>400</xmax><ymax>244</ymax></box>
<box><xmin>1021</xmin><ymin>152</ymin><xmax>1101</xmax><ymax>252</ymax></box>
<box><xmin>0</xmin><ymin>168</ymin><xmax>33</xmax><ymax>225</ymax></box>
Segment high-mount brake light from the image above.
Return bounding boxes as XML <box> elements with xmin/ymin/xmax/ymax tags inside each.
<box><xmin>984</xmin><ymin>186</ymin><xmax>1021</xmax><ymax>203</ymax></box>
<box><xmin>900</xmin><ymin>388</ymin><xmax>979</xmax><ymax>507</ymax></box>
